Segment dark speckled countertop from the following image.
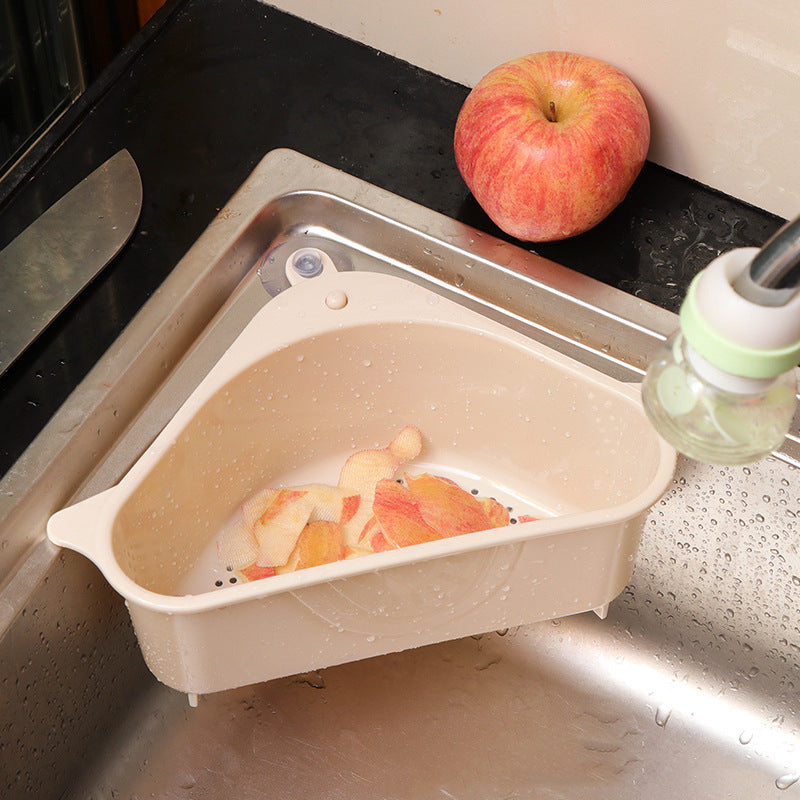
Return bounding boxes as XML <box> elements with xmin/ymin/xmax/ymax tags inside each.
<box><xmin>0</xmin><ymin>0</ymin><xmax>785</xmax><ymax>478</ymax></box>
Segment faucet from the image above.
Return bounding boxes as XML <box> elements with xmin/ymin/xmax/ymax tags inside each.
<box><xmin>641</xmin><ymin>214</ymin><xmax>800</xmax><ymax>464</ymax></box>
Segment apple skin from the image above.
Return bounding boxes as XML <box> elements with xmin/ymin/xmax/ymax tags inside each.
<box><xmin>454</xmin><ymin>51</ymin><xmax>650</xmax><ymax>242</ymax></box>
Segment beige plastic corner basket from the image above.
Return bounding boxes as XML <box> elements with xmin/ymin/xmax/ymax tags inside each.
<box><xmin>48</xmin><ymin>264</ymin><xmax>675</xmax><ymax>697</ymax></box>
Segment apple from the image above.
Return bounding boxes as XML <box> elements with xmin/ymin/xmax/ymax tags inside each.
<box><xmin>454</xmin><ymin>51</ymin><xmax>650</xmax><ymax>242</ymax></box>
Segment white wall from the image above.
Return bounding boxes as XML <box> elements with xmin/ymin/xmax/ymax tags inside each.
<box><xmin>266</xmin><ymin>0</ymin><xmax>800</xmax><ymax>220</ymax></box>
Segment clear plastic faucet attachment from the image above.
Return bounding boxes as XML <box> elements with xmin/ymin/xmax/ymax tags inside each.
<box><xmin>642</xmin><ymin>330</ymin><xmax>796</xmax><ymax>464</ymax></box>
<box><xmin>642</xmin><ymin>247</ymin><xmax>800</xmax><ymax>464</ymax></box>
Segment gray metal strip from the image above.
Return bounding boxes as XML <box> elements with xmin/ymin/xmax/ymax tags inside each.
<box><xmin>0</xmin><ymin>149</ymin><xmax>142</xmax><ymax>375</ymax></box>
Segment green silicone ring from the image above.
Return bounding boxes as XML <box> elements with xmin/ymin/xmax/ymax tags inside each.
<box><xmin>680</xmin><ymin>274</ymin><xmax>800</xmax><ymax>379</ymax></box>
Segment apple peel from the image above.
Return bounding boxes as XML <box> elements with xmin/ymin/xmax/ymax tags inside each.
<box><xmin>251</xmin><ymin>489</ymin><xmax>315</xmax><ymax>567</ymax></box>
<box><xmin>276</xmin><ymin>520</ymin><xmax>346</xmax><ymax>574</ymax></box>
<box><xmin>216</xmin><ymin>427</ymin><xmax>523</xmax><ymax>585</ymax></box>
<box><xmin>479</xmin><ymin>496</ymin><xmax>511</xmax><ymax>529</ymax></box>
<box><xmin>405</xmin><ymin>473</ymin><xmax>501</xmax><ymax>537</ymax></box>
<box><xmin>357</xmin><ymin>514</ymin><xmax>398</xmax><ymax>552</ymax></box>
<box><xmin>372</xmin><ymin>478</ymin><xmax>443</xmax><ymax>548</ymax></box>
<box><xmin>338</xmin><ymin>425</ymin><xmax>422</xmax><ymax>547</ymax></box>
<box><xmin>240</xmin><ymin>563</ymin><xmax>276</xmax><ymax>582</ymax></box>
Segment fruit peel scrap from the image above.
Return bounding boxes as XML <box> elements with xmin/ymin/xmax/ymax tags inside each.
<box><xmin>405</xmin><ymin>473</ymin><xmax>504</xmax><ymax>537</ymax></box>
<box><xmin>216</xmin><ymin>427</ymin><xmax>517</xmax><ymax>585</ymax></box>
<box><xmin>338</xmin><ymin>425</ymin><xmax>422</xmax><ymax>548</ymax></box>
<box><xmin>276</xmin><ymin>520</ymin><xmax>346</xmax><ymax>574</ymax></box>
<box><xmin>372</xmin><ymin>478</ymin><xmax>442</xmax><ymax>548</ymax></box>
<box><xmin>251</xmin><ymin>489</ymin><xmax>315</xmax><ymax>568</ymax></box>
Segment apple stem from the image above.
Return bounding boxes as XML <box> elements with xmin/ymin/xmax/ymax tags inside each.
<box><xmin>547</xmin><ymin>100</ymin><xmax>557</xmax><ymax>123</ymax></box>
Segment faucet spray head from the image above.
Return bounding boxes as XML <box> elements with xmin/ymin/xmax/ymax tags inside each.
<box><xmin>641</xmin><ymin>246</ymin><xmax>800</xmax><ymax>464</ymax></box>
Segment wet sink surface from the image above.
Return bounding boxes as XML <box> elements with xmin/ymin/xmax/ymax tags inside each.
<box><xmin>2</xmin><ymin>150</ymin><xmax>799</xmax><ymax>799</ymax></box>
<box><xmin>63</xmin><ymin>460</ymin><xmax>800</xmax><ymax>799</ymax></box>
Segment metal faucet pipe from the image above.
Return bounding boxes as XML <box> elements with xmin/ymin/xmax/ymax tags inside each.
<box><xmin>733</xmin><ymin>213</ymin><xmax>800</xmax><ymax>306</ymax></box>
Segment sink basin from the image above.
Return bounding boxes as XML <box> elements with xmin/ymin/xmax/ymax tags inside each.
<box><xmin>2</xmin><ymin>149</ymin><xmax>799</xmax><ymax>799</ymax></box>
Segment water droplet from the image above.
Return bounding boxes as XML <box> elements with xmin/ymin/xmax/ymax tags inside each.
<box><xmin>776</xmin><ymin>773</ymin><xmax>799</xmax><ymax>790</ymax></box>
<box><xmin>655</xmin><ymin>705</ymin><xmax>672</xmax><ymax>727</ymax></box>
<box><xmin>738</xmin><ymin>729</ymin><xmax>753</xmax><ymax>745</ymax></box>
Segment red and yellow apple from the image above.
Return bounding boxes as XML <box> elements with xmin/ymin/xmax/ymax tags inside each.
<box><xmin>454</xmin><ymin>51</ymin><xmax>650</xmax><ymax>242</ymax></box>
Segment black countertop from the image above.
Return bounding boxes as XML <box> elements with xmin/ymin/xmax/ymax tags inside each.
<box><xmin>0</xmin><ymin>0</ymin><xmax>785</xmax><ymax>478</ymax></box>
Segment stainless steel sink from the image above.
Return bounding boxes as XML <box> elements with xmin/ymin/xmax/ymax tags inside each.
<box><xmin>2</xmin><ymin>149</ymin><xmax>799</xmax><ymax>799</ymax></box>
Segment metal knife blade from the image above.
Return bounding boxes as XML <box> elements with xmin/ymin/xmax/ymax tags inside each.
<box><xmin>0</xmin><ymin>149</ymin><xmax>143</xmax><ymax>376</ymax></box>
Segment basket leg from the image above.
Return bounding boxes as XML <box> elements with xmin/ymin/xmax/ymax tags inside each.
<box><xmin>593</xmin><ymin>604</ymin><xmax>609</xmax><ymax>620</ymax></box>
